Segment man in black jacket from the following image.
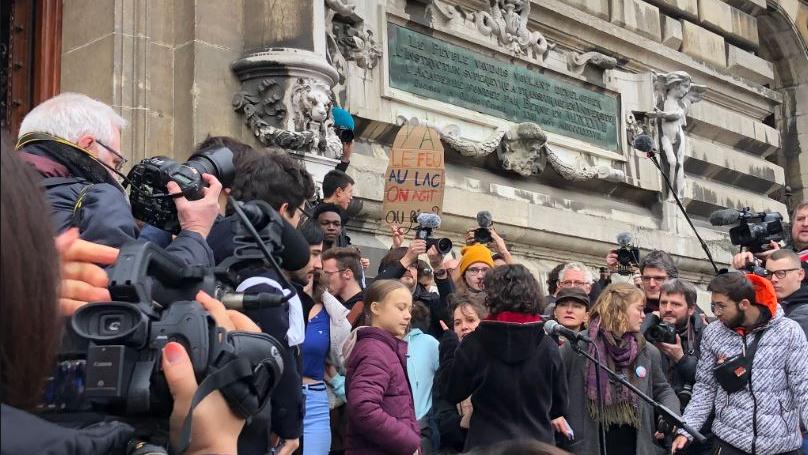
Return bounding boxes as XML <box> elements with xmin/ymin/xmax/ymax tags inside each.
<box><xmin>16</xmin><ymin>92</ymin><xmax>219</xmax><ymax>266</ymax></box>
<box><xmin>643</xmin><ymin>278</ymin><xmax>710</xmax><ymax>454</ymax></box>
<box><xmin>766</xmin><ymin>249</ymin><xmax>808</xmax><ymax>337</ymax></box>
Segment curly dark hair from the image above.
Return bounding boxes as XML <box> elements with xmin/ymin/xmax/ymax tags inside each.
<box><xmin>483</xmin><ymin>264</ymin><xmax>545</xmax><ymax>315</ymax></box>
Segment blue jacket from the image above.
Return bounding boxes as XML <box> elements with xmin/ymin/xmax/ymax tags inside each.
<box><xmin>404</xmin><ymin>328</ymin><xmax>439</xmax><ymax>420</ymax></box>
<box><xmin>20</xmin><ymin>141</ymin><xmax>214</xmax><ymax>267</ymax></box>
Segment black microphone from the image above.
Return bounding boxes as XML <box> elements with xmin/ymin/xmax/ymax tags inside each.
<box><xmin>279</xmin><ymin>219</ymin><xmax>311</xmax><ymax>271</ymax></box>
<box><xmin>633</xmin><ymin>134</ymin><xmax>656</xmax><ymax>154</ymax></box>
<box><xmin>476</xmin><ymin>210</ymin><xmax>493</xmax><ymax>228</ymax></box>
<box><xmin>221</xmin><ymin>292</ymin><xmax>286</xmax><ymax>311</ymax></box>
<box><xmin>544</xmin><ymin>320</ymin><xmax>592</xmax><ymax>344</ymax></box>
<box><xmin>708</xmin><ymin>208</ymin><xmax>741</xmax><ymax>227</ymax></box>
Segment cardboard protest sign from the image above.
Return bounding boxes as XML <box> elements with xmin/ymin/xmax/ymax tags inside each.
<box><xmin>381</xmin><ymin>125</ymin><xmax>445</xmax><ymax>225</ymax></box>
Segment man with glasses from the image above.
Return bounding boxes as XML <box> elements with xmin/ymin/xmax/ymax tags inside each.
<box><xmin>322</xmin><ymin>247</ymin><xmax>365</xmax><ymax>327</ymax></box>
<box><xmin>765</xmin><ymin>249</ymin><xmax>807</xmax><ymax>337</ymax></box>
<box><xmin>16</xmin><ymin>92</ymin><xmax>219</xmax><ymax>266</ymax></box>
<box><xmin>672</xmin><ymin>272</ymin><xmax>808</xmax><ymax>455</ymax></box>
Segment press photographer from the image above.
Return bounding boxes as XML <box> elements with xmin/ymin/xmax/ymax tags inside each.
<box><xmin>642</xmin><ymin>279</ymin><xmax>711</xmax><ymax>454</ymax></box>
<box><xmin>608</xmin><ymin>249</ymin><xmax>679</xmax><ymax>313</ymax></box>
<box><xmin>728</xmin><ymin>203</ymin><xmax>808</xmax><ymax>282</ymax></box>
<box><xmin>16</xmin><ymin>93</ymin><xmax>220</xmax><ymax>267</ymax></box>
<box><xmin>764</xmin><ymin>249</ymin><xmax>808</xmax><ymax>337</ymax></box>
<box><xmin>1</xmin><ymin>149</ymin><xmax>259</xmax><ymax>455</ymax></box>
<box><xmin>672</xmin><ymin>272</ymin><xmax>808</xmax><ymax>455</ymax></box>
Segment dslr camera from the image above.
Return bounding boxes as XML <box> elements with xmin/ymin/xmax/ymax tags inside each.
<box><xmin>127</xmin><ymin>145</ymin><xmax>235</xmax><ymax>234</ymax></box>
<box><xmin>643</xmin><ymin>314</ymin><xmax>677</xmax><ymax>344</ymax></box>
<box><xmin>709</xmin><ymin>207</ymin><xmax>785</xmax><ymax>254</ymax></box>
<box><xmin>473</xmin><ymin>211</ymin><xmax>494</xmax><ymax>244</ymax></box>
<box><xmin>615</xmin><ymin>232</ymin><xmax>640</xmax><ymax>276</ymax></box>
<box><xmin>415</xmin><ymin>213</ymin><xmax>453</xmax><ymax>255</ymax></box>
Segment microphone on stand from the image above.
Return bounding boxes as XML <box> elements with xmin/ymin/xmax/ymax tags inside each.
<box><xmin>633</xmin><ymin>134</ymin><xmax>657</xmax><ymax>157</ymax></box>
<box><xmin>544</xmin><ymin>320</ymin><xmax>592</xmax><ymax>344</ymax></box>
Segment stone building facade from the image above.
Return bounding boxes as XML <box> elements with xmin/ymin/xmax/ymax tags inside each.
<box><xmin>8</xmin><ymin>0</ymin><xmax>808</xmax><ymax>311</ymax></box>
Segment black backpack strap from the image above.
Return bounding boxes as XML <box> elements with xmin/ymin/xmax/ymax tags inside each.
<box><xmin>745</xmin><ymin>330</ymin><xmax>765</xmax><ymax>371</ymax></box>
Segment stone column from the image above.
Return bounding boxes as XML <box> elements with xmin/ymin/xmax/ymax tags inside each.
<box><xmin>61</xmin><ymin>0</ymin><xmax>246</xmax><ymax>163</ymax></box>
<box><xmin>232</xmin><ymin>0</ymin><xmax>340</xmax><ymax>157</ymax></box>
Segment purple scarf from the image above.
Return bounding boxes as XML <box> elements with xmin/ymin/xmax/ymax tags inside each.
<box><xmin>585</xmin><ymin>317</ymin><xmax>642</xmax><ymax>427</ymax></box>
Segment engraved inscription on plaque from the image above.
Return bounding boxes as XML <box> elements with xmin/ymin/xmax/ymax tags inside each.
<box><xmin>387</xmin><ymin>23</ymin><xmax>620</xmax><ymax>151</ymax></box>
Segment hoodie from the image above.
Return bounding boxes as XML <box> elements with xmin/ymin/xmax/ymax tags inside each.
<box><xmin>343</xmin><ymin>327</ymin><xmax>420</xmax><ymax>455</ymax></box>
<box><xmin>782</xmin><ymin>285</ymin><xmax>808</xmax><ymax>338</ymax></box>
<box><xmin>439</xmin><ymin>320</ymin><xmax>568</xmax><ymax>450</ymax></box>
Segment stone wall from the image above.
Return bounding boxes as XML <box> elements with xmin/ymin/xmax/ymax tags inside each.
<box><xmin>59</xmin><ymin>0</ymin><xmax>808</xmax><ymax>311</ymax></box>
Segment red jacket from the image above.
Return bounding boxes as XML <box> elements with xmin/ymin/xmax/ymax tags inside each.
<box><xmin>344</xmin><ymin>327</ymin><xmax>420</xmax><ymax>455</ymax></box>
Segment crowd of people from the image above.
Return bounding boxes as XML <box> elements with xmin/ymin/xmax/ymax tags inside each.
<box><xmin>1</xmin><ymin>92</ymin><xmax>808</xmax><ymax>455</ymax></box>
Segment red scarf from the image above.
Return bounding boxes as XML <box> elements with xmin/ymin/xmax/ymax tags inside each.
<box><xmin>484</xmin><ymin>311</ymin><xmax>542</xmax><ymax>324</ymax></box>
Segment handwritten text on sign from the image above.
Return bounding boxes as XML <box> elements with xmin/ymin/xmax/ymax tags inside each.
<box><xmin>382</xmin><ymin>125</ymin><xmax>445</xmax><ymax>224</ymax></box>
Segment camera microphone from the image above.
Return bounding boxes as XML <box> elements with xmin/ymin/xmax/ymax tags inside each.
<box><xmin>417</xmin><ymin>212</ymin><xmax>442</xmax><ymax>229</ymax></box>
<box><xmin>221</xmin><ymin>292</ymin><xmax>285</xmax><ymax>311</ymax></box>
<box><xmin>544</xmin><ymin>320</ymin><xmax>592</xmax><ymax>344</ymax></box>
<box><xmin>476</xmin><ymin>211</ymin><xmax>493</xmax><ymax>228</ymax></box>
<box><xmin>633</xmin><ymin>134</ymin><xmax>656</xmax><ymax>154</ymax></box>
<box><xmin>617</xmin><ymin>232</ymin><xmax>633</xmax><ymax>247</ymax></box>
<box><xmin>709</xmin><ymin>208</ymin><xmax>741</xmax><ymax>226</ymax></box>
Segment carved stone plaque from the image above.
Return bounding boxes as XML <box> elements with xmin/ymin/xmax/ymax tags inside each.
<box><xmin>388</xmin><ymin>23</ymin><xmax>620</xmax><ymax>151</ymax></box>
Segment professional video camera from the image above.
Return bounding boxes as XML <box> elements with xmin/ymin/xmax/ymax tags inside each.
<box><xmin>415</xmin><ymin>212</ymin><xmax>453</xmax><ymax>255</ymax></box>
<box><xmin>615</xmin><ymin>232</ymin><xmax>641</xmax><ymax>276</ymax></box>
<box><xmin>709</xmin><ymin>207</ymin><xmax>785</xmax><ymax>254</ymax></box>
<box><xmin>473</xmin><ymin>211</ymin><xmax>494</xmax><ymax>244</ymax></box>
<box><xmin>51</xmin><ymin>198</ymin><xmax>307</xmax><ymax>452</ymax></box>
<box><xmin>642</xmin><ymin>313</ymin><xmax>677</xmax><ymax>345</ymax></box>
<box><xmin>127</xmin><ymin>145</ymin><xmax>236</xmax><ymax>234</ymax></box>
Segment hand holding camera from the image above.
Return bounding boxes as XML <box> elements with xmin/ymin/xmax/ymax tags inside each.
<box><xmin>56</xmin><ymin>228</ymin><xmax>118</xmax><ymax>316</ymax></box>
<box><xmin>168</xmin><ymin>173</ymin><xmax>222</xmax><ymax>238</ymax></box>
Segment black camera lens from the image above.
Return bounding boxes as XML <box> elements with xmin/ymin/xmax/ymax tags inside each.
<box><xmin>187</xmin><ymin>146</ymin><xmax>235</xmax><ymax>188</ymax></box>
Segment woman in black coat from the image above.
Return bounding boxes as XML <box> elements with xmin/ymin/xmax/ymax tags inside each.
<box><xmin>438</xmin><ymin>265</ymin><xmax>568</xmax><ymax>451</ymax></box>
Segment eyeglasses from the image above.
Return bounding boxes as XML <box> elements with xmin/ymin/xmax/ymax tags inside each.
<box><xmin>710</xmin><ymin>302</ymin><xmax>729</xmax><ymax>314</ymax></box>
<box><xmin>764</xmin><ymin>268</ymin><xmax>800</xmax><ymax>280</ymax></box>
<box><xmin>322</xmin><ymin>269</ymin><xmax>346</xmax><ymax>276</ymax></box>
<box><xmin>466</xmin><ymin>267</ymin><xmax>490</xmax><ymax>276</ymax></box>
<box><xmin>95</xmin><ymin>139</ymin><xmax>128</xmax><ymax>171</ymax></box>
<box><xmin>558</xmin><ymin>280</ymin><xmax>592</xmax><ymax>288</ymax></box>
<box><xmin>640</xmin><ymin>275</ymin><xmax>668</xmax><ymax>283</ymax></box>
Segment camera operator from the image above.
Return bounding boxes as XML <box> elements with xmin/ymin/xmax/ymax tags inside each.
<box><xmin>0</xmin><ymin>149</ymin><xmax>253</xmax><ymax>455</ymax></box>
<box><xmin>765</xmin><ymin>249</ymin><xmax>808</xmax><ymax>337</ymax></box>
<box><xmin>209</xmin><ymin>149</ymin><xmax>314</xmax><ymax>455</ymax></box>
<box><xmin>16</xmin><ymin>93</ymin><xmax>220</xmax><ymax>266</ymax></box>
<box><xmin>732</xmin><ymin>202</ymin><xmax>808</xmax><ymax>284</ymax></box>
<box><xmin>608</xmin><ymin>249</ymin><xmax>679</xmax><ymax>313</ymax></box>
<box><xmin>643</xmin><ymin>279</ymin><xmax>712</xmax><ymax>454</ymax></box>
<box><xmin>672</xmin><ymin>272</ymin><xmax>808</xmax><ymax>455</ymax></box>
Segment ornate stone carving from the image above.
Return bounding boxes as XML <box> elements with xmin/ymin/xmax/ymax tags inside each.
<box><xmin>566</xmin><ymin>51</ymin><xmax>618</xmax><ymax>74</ymax></box>
<box><xmin>325</xmin><ymin>0</ymin><xmax>382</xmax><ymax>102</ymax></box>
<box><xmin>439</xmin><ymin>122</ymin><xmax>624</xmax><ymax>181</ymax></box>
<box><xmin>473</xmin><ymin>0</ymin><xmax>554</xmax><ymax>62</ymax></box>
<box><xmin>649</xmin><ymin>71</ymin><xmax>705</xmax><ymax>200</ymax></box>
<box><xmin>232</xmin><ymin>76</ymin><xmax>341</xmax><ymax>157</ymax></box>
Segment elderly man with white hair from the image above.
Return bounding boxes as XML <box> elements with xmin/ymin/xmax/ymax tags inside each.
<box><xmin>15</xmin><ymin>92</ymin><xmax>220</xmax><ymax>266</ymax></box>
